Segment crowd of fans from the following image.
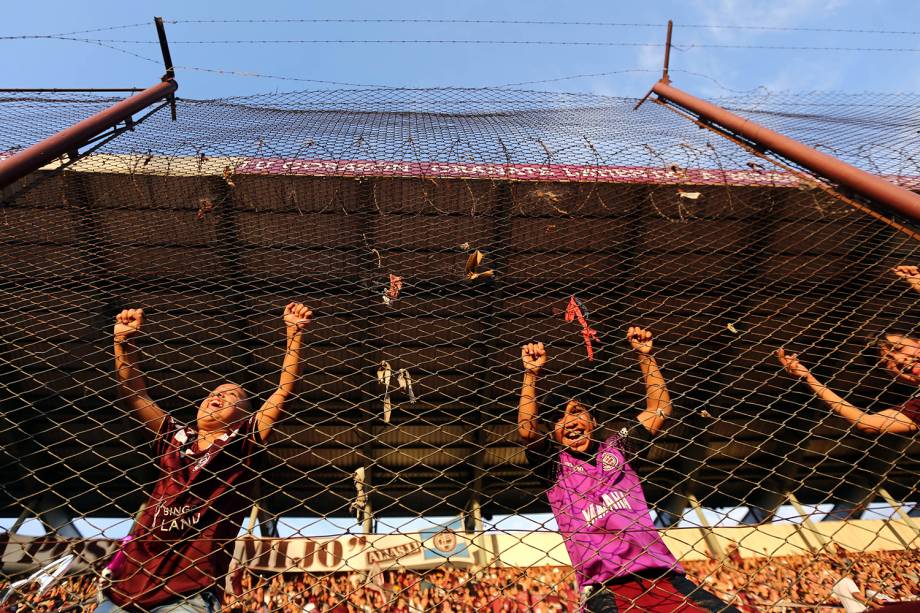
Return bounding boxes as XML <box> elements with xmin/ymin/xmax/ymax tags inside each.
<box><xmin>683</xmin><ymin>548</ymin><xmax>920</xmax><ymax>612</ymax></box>
<box><xmin>0</xmin><ymin>575</ymin><xmax>97</xmax><ymax>613</ymax></box>
<box><xmin>0</xmin><ymin>550</ymin><xmax>917</xmax><ymax>612</ymax></box>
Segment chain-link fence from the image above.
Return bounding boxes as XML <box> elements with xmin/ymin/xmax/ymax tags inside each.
<box><xmin>0</xmin><ymin>87</ymin><xmax>918</xmax><ymax>612</ymax></box>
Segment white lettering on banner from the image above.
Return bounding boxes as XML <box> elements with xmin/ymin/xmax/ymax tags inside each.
<box><xmin>226</xmin><ymin>155</ymin><xmax>920</xmax><ymax>189</ymax></box>
<box><xmin>581</xmin><ymin>490</ymin><xmax>632</xmax><ymax>526</ymax></box>
<box><xmin>3</xmin><ymin>151</ymin><xmax>920</xmax><ymax>189</ymax></box>
<box><xmin>233</xmin><ymin>531</ymin><xmax>474</xmax><ymax>574</ymax></box>
<box><xmin>365</xmin><ymin>541</ymin><xmax>423</xmax><ymax>565</ymax></box>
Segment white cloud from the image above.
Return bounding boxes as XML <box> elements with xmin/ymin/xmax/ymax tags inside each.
<box><xmin>688</xmin><ymin>0</ymin><xmax>848</xmax><ymax>39</ymax></box>
<box><xmin>656</xmin><ymin>0</ymin><xmax>851</xmax><ymax>93</ymax></box>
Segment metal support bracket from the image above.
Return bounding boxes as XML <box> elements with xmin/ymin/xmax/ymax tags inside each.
<box><xmin>154</xmin><ymin>16</ymin><xmax>178</xmax><ymax>121</ymax></box>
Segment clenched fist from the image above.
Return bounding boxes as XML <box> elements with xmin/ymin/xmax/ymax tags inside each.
<box><xmin>114</xmin><ymin>308</ymin><xmax>143</xmax><ymax>342</ymax></box>
<box><xmin>284</xmin><ymin>302</ymin><xmax>313</xmax><ymax>333</ymax></box>
<box><xmin>893</xmin><ymin>265</ymin><xmax>920</xmax><ymax>293</ymax></box>
<box><xmin>521</xmin><ymin>342</ymin><xmax>547</xmax><ymax>374</ymax></box>
<box><xmin>776</xmin><ymin>348</ymin><xmax>811</xmax><ymax>379</ymax></box>
<box><xmin>627</xmin><ymin>326</ymin><xmax>654</xmax><ymax>355</ymax></box>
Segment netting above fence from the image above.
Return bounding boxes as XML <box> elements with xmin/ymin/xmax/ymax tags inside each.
<box><xmin>0</xmin><ymin>86</ymin><xmax>918</xmax><ymax>611</ymax></box>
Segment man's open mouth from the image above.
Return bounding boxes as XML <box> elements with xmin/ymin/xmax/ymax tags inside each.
<box><xmin>563</xmin><ymin>425</ymin><xmax>586</xmax><ymax>444</ymax></box>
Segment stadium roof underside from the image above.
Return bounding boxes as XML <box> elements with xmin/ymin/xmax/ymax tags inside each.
<box><xmin>0</xmin><ymin>89</ymin><xmax>918</xmax><ymax>527</ymax></box>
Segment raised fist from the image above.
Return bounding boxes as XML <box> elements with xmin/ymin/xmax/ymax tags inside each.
<box><xmin>776</xmin><ymin>348</ymin><xmax>811</xmax><ymax>379</ymax></box>
<box><xmin>114</xmin><ymin>308</ymin><xmax>143</xmax><ymax>341</ymax></box>
<box><xmin>627</xmin><ymin>326</ymin><xmax>653</xmax><ymax>354</ymax></box>
<box><xmin>284</xmin><ymin>302</ymin><xmax>313</xmax><ymax>332</ymax></box>
<box><xmin>521</xmin><ymin>342</ymin><xmax>547</xmax><ymax>374</ymax></box>
<box><xmin>893</xmin><ymin>265</ymin><xmax>920</xmax><ymax>293</ymax></box>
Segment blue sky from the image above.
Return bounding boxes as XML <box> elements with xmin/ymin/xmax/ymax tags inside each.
<box><xmin>4</xmin><ymin>0</ymin><xmax>920</xmax><ymax>99</ymax></box>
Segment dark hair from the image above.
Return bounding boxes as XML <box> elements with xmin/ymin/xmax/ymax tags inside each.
<box><xmin>858</xmin><ymin>330</ymin><xmax>918</xmax><ymax>368</ymax></box>
<box><xmin>543</xmin><ymin>385</ymin><xmax>595</xmax><ymax>425</ymax></box>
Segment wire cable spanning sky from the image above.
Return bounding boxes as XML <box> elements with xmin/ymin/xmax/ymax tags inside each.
<box><xmin>4</xmin><ymin>1</ymin><xmax>920</xmax><ymax>98</ymax></box>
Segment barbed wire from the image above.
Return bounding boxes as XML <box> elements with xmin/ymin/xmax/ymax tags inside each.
<box><xmin>11</xmin><ymin>35</ymin><xmax>920</xmax><ymax>53</ymax></box>
<box><xmin>164</xmin><ymin>18</ymin><xmax>920</xmax><ymax>36</ymax></box>
<box><xmin>493</xmin><ymin>68</ymin><xmax>769</xmax><ymax>94</ymax></box>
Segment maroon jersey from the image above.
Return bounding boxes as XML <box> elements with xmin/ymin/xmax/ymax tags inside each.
<box><xmin>895</xmin><ymin>397</ymin><xmax>920</xmax><ymax>426</ymax></box>
<box><xmin>108</xmin><ymin>414</ymin><xmax>262</xmax><ymax>609</ymax></box>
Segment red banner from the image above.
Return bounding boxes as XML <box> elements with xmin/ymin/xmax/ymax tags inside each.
<box><xmin>234</xmin><ymin>156</ymin><xmax>920</xmax><ymax>189</ymax></box>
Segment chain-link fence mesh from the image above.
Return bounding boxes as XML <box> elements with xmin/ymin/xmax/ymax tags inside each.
<box><xmin>0</xmin><ymin>87</ymin><xmax>918</xmax><ymax>611</ymax></box>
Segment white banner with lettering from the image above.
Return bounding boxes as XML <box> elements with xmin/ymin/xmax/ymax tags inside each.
<box><xmin>235</xmin><ymin>524</ymin><xmax>475</xmax><ymax>573</ymax></box>
<box><xmin>0</xmin><ymin>525</ymin><xmax>475</xmax><ymax>575</ymax></box>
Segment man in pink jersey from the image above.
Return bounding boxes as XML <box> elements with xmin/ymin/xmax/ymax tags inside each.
<box><xmin>96</xmin><ymin>302</ymin><xmax>312</xmax><ymax>612</ymax></box>
<box><xmin>518</xmin><ymin>328</ymin><xmax>739</xmax><ymax>613</ymax></box>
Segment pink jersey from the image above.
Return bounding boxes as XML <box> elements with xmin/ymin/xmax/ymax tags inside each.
<box><xmin>530</xmin><ymin>433</ymin><xmax>681</xmax><ymax>589</ymax></box>
<box><xmin>108</xmin><ymin>415</ymin><xmax>261</xmax><ymax>609</ymax></box>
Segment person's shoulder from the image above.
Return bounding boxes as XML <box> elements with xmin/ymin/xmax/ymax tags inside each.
<box><xmin>898</xmin><ymin>397</ymin><xmax>920</xmax><ymax>423</ymax></box>
<box><xmin>524</xmin><ymin>434</ymin><xmax>556</xmax><ymax>460</ymax></box>
<box><xmin>524</xmin><ymin>435</ymin><xmax>558</xmax><ymax>483</ymax></box>
<box><xmin>602</xmin><ymin>427</ymin><xmax>635</xmax><ymax>451</ymax></box>
<box><xmin>156</xmin><ymin>415</ymin><xmax>189</xmax><ymax>447</ymax></box>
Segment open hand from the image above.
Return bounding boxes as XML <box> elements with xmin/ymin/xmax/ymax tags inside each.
<box><xmin>893</xmin><ymin>265</ymin><xmax>920</xmax><ymax>293</ymax></box>
<box><xmin>776</xmin><ymin>348</ymin><xmax>811</xmax><ymax>379</ymax></box>
<box><xmin>627</xmin><ymin>326</ymin><xmax>653</xmax><ymax>354</ymax></box>
<box><xmin>114</xmin><ymin>308</ymin><xmax>143</xmax><ymax>341</ymax></box>
<box><xmin>521</xmin><ymin>342</ymin><xmax>547</xmax><ymax>374</ymax></box>
<box><xmin>284</xmin><ymin>302</ymin><xmax>313</xmax><ymax>332</ymax></box>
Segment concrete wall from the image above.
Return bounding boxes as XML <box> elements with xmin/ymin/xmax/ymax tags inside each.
<box><xmin>486</xmin><ymin>518</ymin><xmax>919</xmax><ymax>567</ymax></box>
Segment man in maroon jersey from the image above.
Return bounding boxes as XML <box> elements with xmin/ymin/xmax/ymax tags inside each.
<box><xmin>96</xmin><ymin>302</ymin><xmax>312</xmax><ymax>612</ymax></box>
<box><xmin>777</xmin><ymin>339</ymin><xmax>919</xmax><ymax>434</ymax></box>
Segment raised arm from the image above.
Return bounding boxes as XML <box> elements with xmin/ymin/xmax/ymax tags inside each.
<box><xmin>256</xmin><ymin>302</ymin><xmax>312</xmax><ymax>443</ymax></box>
<box><xmin>518</xmin><ymin>342</ymin><xmax>547</xmax><ymax>442</ymax></box>
<box><xmin>629</xmin><ymin>326</ymin><xmax>673</xmax><ymax>436</ymax></box>
<box><xmin>893</xmin><ymin>265</ymin><xmax>920</xmax><ymax>294</ymax></box>
<box><xmin>776</xmin><ymin>348</ymin><xmax>918</xmax><ymax>435</ymax></box>
<box><xmin>114</xmin><ymin>308</ymin><xmax>166</xmax><ymax>435</ymax></box>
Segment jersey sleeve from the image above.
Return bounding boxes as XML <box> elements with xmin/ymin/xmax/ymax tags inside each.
<box><xmin>524</xmin><ymin>435</ymin><xmax>557</xmax><ymax>487</ymax></box>
<box><xmin>895</xmin><ymin>398</ymin><xmax>920</xmax><ymax>426</ymax></box>
<box><xmin>233</xmin><ymin>414</ymin><xmax>264</xmax><ymax>464</ymax></box>
<box><xmin>607</xmin><ymin>423</ymin><xmax>653</xmax><ymax>471</ymax></box>
<box><xmin>153</xmin><ymin>415</ymin><xmax>182</xmax><ymax>468</ymax></box>
<box><xmin>625</xmin><ymin>422</ymin><xmax>653</xmax><ymax>461</ymax></box>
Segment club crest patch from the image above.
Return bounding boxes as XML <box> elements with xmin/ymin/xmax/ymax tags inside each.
<box><xmin>601</xmin><ymin>451</ymin><xmax>619</xmax><ymax>472</ymax></box>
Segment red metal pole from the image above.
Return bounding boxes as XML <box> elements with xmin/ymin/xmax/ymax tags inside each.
<box><xmin>652</xmin><ymin>80</ymin><xmax>920</xmax><ymax>224</ymax></box>
<box><xmin>0</xmin><ymin>78</ymin><xmax>178</xmax><ymax>190</ymax></box>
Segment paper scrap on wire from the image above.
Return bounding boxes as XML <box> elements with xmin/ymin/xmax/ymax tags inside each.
<box><xmin>397</xmin><ymin>368</ymin><xmax>416</xmax><ymax>404</ymax></box>
<box><xmin>465</xmin><ymin>249</ymin><xmax>494</xmax><ymax>281</ymax></box>
<box><xmin>377</xmin><ymin>361</ymin><xmax>394</xmax><ymax>423</ymax></box>
<box><xmin>727</xmin><ymin>323</ymin><xmax>739</xmax><ymax>334</ymax></box>
<box><xmin>377</xmin><ymin>360</ymin><xmax>416</xmax><ymax>423</ymax></box>
<box><xmin>350</xmin><ymin>467</ymin><xmax>368</xmax><ymax>520</ymax></box>
<box><xmin>678</xmin><ymin>190</ymin><xmax>702</xmax><ymax>200</ymax></box>
<box><xmin>382</xmin><ymin>274</ymin><xmax>403</xmax><ymax>306</ymax></box>
<box><xmin>565</xmin><ymin>295</ymin><xmax>599</xmax><ymax>361</ymax></box>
